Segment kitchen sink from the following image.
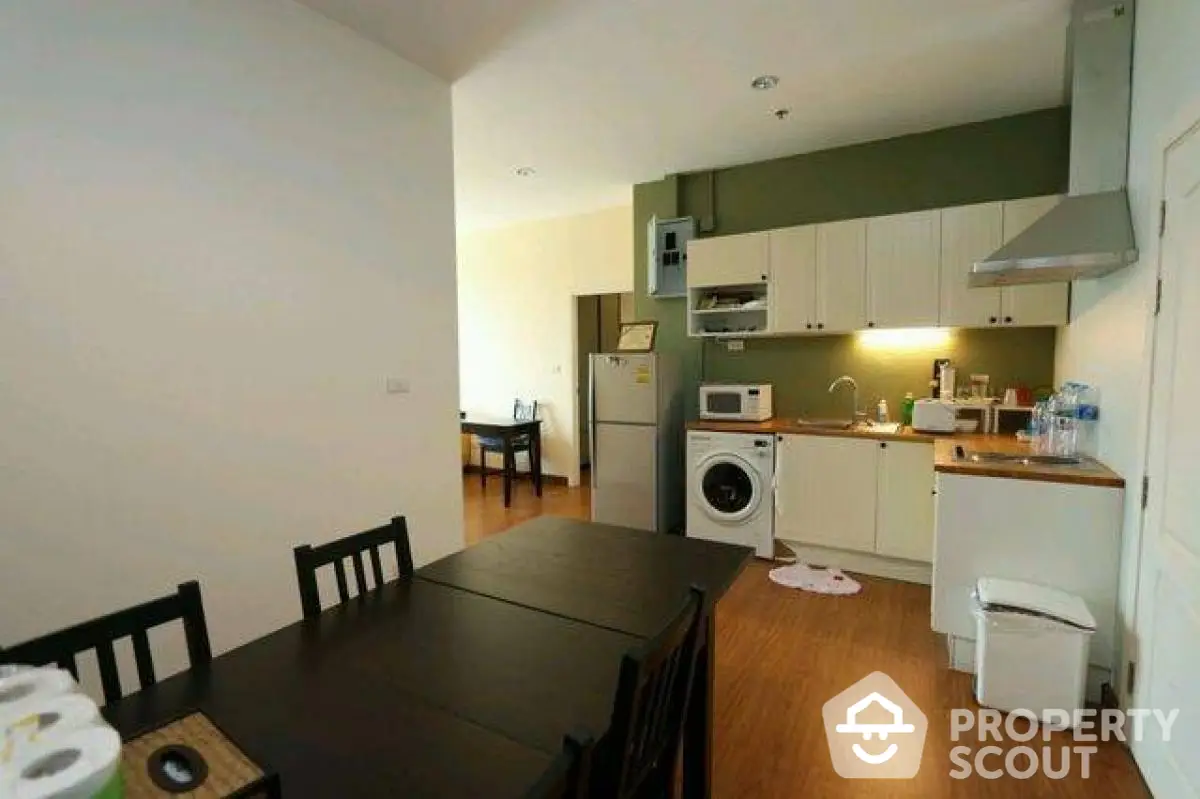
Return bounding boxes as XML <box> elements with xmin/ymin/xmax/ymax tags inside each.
<box><xmin>795</xmin><ymin>418</ymin><xmax>856</xmax><ymax>430</ymax></box>
<box><xmin>955</xmin><ymin>448</ymin><xmax>1087</xmax><ymax>467</ymax></box>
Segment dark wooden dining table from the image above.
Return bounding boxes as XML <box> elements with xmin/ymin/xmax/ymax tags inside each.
<box><xmin>102</xmin><ymin>518</ymin><xmax>752</xmax><ymax>798</ymax></box>
<box><xmin>460</xmin><ymin>412</ymin><xmax>543</xmax><ymax>507</ymax></box>
<box><xmin>419</xmin><ymin>516</ymin><xmax>754</xmax><ymax>799</ymax></box>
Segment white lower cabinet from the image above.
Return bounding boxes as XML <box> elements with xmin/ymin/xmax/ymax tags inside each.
<box><xmin>775</xmin><ymin>434</ymin><xmax>878</xmax><ymax>552</ymax></box>
<box><xmin>775</xmin><ymin>434</ymin><xmax>934</xmax><ymax>563</ymax></box>
<box><xmin>875</xmin><ymin>441</ymin><xmax>936</xmax><ymax>561</ymax></box>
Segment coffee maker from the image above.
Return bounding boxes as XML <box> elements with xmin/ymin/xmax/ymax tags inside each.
<box><xmin>931</xmin><ymin>359</ymin><xmax>952</xmax><ymax>399</ymax></box>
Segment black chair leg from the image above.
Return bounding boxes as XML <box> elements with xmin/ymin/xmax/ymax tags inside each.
<box><xmin>480</xmin><ymin>447</ymin><xmax>487</xmax><ymax>491</ymax></box>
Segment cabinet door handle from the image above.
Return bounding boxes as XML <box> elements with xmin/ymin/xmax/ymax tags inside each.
<box><xmin>817</xmin><ymin>323</ymin><xmax>825</xmax><ymax>330</ymax></box>
<box><xmin>806</xmin><ymin>323</ymin><xmax>813</xmax><ymax>330</ymax></box>
<box><xmin>989</xmin><ymin>316</ymin><xmax>998</xmax><ymax>324</ymax></box>
<box><xmin>1004</xmin><ymin>316</ymin><xmax>1014</xmax><ymax>324</ymax></box>
<box><xmin>867</xmin><ymin>321</ymin><xmax>876</xmax><ymax>328</ymax></box>
<box><xmin>760</xmin><ymin>274</ymin><xmax>768</xmax><ymax>281</ymax></box>
<box><xmin>880</xmin><ymin>442</ymin><xmax>888</xmax><ymax>449</ymax></box>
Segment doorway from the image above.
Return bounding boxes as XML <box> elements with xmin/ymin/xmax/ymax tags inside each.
<box><xmin>576</xmin><ymin>293</ymin><xmax>629</xmax><ymax>467</ymax></box>
<box><xmin>1129</xmin><ymin>118</ymin><xmax>1200</xmax><ymax>797</ymax></box>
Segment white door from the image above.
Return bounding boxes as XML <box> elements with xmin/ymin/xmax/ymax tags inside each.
<box><xmin>875</xmin><ymin>441</ymin><xmax>935</xmax><ymax>562</ymax></box>
<box><xmin>999</xmin><ymin>196</ymin><xmax>1069</xmax><ymax>326</ymax></box>
<box><xmin>1130</xmin><ymin>123</ymin><xmax>1200</xmax><ymax>798</ymax></box>
<box><xmin>866</xmin><ymin>210</ymin><xmax>941</xmax><ymax>328</ymax></box>
<box><xmin>768</xmin><ymin>225</ymin><xmax>817</xmax><ymax>334</ymax></box>
<box><xmin>816</xmin><ymin>219</ymin><xmax>868</xmax><ymax>333</ymax></box>
<box><xmin>591</xmin><ymin>353</ymin><xmax>656</xmax><ymax>425</ymax></box>
<box><xmin>939</xmin><ymin>203</ymin><xmax>1003</xmax><ymax>328</ymax></box>
<box><xmin>686</xmin><ymin>231</ymin><xmax>770</xmax><ymax>288</ymax></box>
<box><xmin>775</xmin><ymin>434</ymin><xmax>877</xmax><ymax>553</ymax></box>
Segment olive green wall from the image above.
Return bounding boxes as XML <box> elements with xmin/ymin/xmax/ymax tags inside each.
<box><xmin>632</xmin><ymin>107</ymin><xmax>1070</xmax><ymax>418</ymax></box>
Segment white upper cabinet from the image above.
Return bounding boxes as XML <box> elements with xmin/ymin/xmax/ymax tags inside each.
<box><xmin>686</xmin><ymin>231</ymin><xmax>770</xmax><ymax>288</ymax></box>
<box><xmin>816</xmin><ymin>219</ymin><xmax>868</xmax><ymax>333</ymax></box>
<box><xmin>768</xmin><ymin>225</ymin><xmax>817</xmax><ymax>334</ymax></box>
<box><xmin>769</xmin><ymin>220</ymin><xmax>866</xmax><ymax>335</ymax></box>
<box><xmin>866</xmin><ymin>210</ymin><xmax>941</xmax><ymax>328</ymax></box>
<box><xmin>685</xmin><ymin>194</ymin><xmax>1065</xmax><ymax>336</ymax></box>
<box><xmin>875</xmin><ymin>441</ymin><xmax>936</xmax><ymax>562</ymax></box>
<box><xmin>999</xmin><ymin>196</ymin><xmax>1069</xmax><ymax>327</ymax></box>
<box><xmin>939</xmin><ymin>203</ymin><xmax>1004</xmax><ymax>328</ymax></box>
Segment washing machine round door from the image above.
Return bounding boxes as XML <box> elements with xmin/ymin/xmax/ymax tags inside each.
<box><xmin>694</xmin><ymin>454</ymin><xmax>762</xmax><ymax>524</ymax></box>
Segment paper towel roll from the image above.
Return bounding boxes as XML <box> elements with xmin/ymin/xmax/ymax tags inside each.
<box><xmin>1</xmin><ymin>694</ymin><xmax>101</xmax><ymax>769</ymax></box>
<box><xmin>8</xmin><ymin>725</ymin><xmax>121</xmax><ymax>799</ymax></box>
<box><xmin>0</xmin><ymin>670</ymin><xmax>75</xmax><ymax>715</ymax></box>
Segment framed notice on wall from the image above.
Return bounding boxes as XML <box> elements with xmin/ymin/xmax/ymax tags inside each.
<box><xmin>616</xmin><ymin>321</ymin><xmax>658</xmax><ymax>352</ymax></box>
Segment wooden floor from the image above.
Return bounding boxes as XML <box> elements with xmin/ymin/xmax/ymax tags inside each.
<box><xmin>462</xmin><ymin>476</ymin><xmax>1148</xmax><ymax>798</ymax></box>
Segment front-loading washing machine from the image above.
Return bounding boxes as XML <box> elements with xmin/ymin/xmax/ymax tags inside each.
<box><xmin>686</xmin><ymin>431</ymin><xmax>774</xmax><ymax>558</ymax></box>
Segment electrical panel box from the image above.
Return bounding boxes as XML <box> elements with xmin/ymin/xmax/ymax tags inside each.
<box><xmin>647</xmin><ymin>216</ymin><xmax>696</xmax><ymax>299</ymax></box>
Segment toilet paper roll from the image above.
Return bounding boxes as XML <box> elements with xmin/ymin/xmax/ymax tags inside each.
<box><xmin>1</xmin><ymin>694</ymin><xmax>101</xmax><ymax>768</ymax></box>
<box><xmin>0</xmin><ymin>670</ymin><xmax>76</xmax><ymax>715</ymax></box>
<box><xmin>7</xmin><ymin>725</ymin><xmax>121</xmax><ymax>799</ymax></box>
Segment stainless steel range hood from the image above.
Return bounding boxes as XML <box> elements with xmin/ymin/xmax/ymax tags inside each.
<box><xmin>971</xmin><ymin>0</ymin><xmax>1137</xmax><ymax>287</ymax></box>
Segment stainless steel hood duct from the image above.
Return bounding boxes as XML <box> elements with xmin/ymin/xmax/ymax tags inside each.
<box><xmin>971</xmin><ymin>0</ymin><xmax>1137</xmax><ymax>287</ymax></box>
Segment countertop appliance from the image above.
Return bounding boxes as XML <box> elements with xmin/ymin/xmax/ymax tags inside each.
<box><xmin>590</xmin><ymin>353</ymin><xmax>683</xmax><ymax>533</ymax></box>
<box><xmin>912</xmin><ymin>399</ymin><xmax>958</xmax><ymax>433</ymax></box>
<box><xmin>686</xmin><ymin>431</ymin><xmax>775</xmax><ymax>558</ymax></box>
<box><xmin>699</xmin><ymin>383</ymin><xmax>773</xmax><ymax>421</ymax></box>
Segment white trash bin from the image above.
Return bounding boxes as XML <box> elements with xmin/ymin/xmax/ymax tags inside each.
<box><xmin>973</xmin><ymin>578</ymin><xmax>1096</xmax><ymax>721</ymax></box>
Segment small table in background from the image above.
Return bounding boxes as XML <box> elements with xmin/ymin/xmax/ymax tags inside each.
<box><xmin>460</xmin><ymin>413</ymin><xmax>543</xmax><ymax>507</ymax></box>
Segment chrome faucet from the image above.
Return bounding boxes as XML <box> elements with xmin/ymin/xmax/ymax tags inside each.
<box><xmin>828</xmin><ymin>375</ymin><xmax>862</xmax><ymax>421</ymax></box>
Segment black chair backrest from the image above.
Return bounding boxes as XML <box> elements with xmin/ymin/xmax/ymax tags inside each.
<box><xmin>524</xmin><ymin>730</ymin><xmax>594</xmax><ymax>799</ymax></box>
<box><xmin>292</xmin><ymin>516</ymin><xmax>414</xmax><ymax>619</ymax></box>
<box><xmin>604</xmin><ymin>586</ymin><xmax>706</xmax><ymax>799</ymax></box>
<box><xmin>514</xmin><ymin>399</ymin><xmax>538</xmax><ymax>422</ymax></box>
<box><xmin>0</xmin><ymin>581</ymin><xmax>212</xmax><ymax>704</ymax></box>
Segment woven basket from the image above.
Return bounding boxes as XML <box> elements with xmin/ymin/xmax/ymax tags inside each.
<box><xmin>121</xmin><ymin>712</ymin><xmax>277</xmax><ymax>798</ymax></box>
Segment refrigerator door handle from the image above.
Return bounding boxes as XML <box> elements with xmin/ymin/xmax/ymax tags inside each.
<box><xmin>589</xmin><ymin>356</ymin><xmax>598</xmax><ymax>489</ymax></box>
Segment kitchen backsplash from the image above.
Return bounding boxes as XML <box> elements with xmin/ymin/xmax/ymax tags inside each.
<box><xmin>700</xmin><ymin>327</ymin><xmax>1057</xmax><ymax>419</ymax></box>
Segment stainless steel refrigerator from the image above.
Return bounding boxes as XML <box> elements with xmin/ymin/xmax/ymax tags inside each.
<box><xmin>589</xmin><ymin>353</ymin><xmax>683</xmax><ymax>533</ymax></box>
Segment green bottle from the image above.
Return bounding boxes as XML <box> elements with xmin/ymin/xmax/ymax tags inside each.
<box><xmin>901</xmin><ymin>392</ymin><xmax>916</xmax><ymax>427</ymax></box>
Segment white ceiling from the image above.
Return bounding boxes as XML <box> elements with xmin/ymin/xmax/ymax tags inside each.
<box><xmin>297</xmin><ymin>0</ymin><xmax>1073</xmax><ymax>232</ymax></box>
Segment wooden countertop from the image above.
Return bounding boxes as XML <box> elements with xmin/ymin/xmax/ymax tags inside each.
<box><xmin>687</xmin><ymin>420</ymin><xmax>1125</xmax><ymax>488</ymax></box>
<box><xmin>932</xmin><ymin>434</ymin><xmax>1124</xmax><ymax>488</ymax></box>
<box><xmin>686</xmin><ymin>418</ymin><xmax>937</xmax><ymax>443</ymax></box>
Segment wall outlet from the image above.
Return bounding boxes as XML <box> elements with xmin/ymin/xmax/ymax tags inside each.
<box><xmin>386</xmin><ymin>378</ymin><xmax>411</xmax><ymax>394</ymax></box>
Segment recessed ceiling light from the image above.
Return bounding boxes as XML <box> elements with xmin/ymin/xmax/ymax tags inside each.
<box><xmin>515</xmin><ymin>166</ymin><xmax>536</xmax><ymax>177</ymax></box>
<box><xmin>750</xmin><ymin>75</ymin><xmax>779</xmax><ymax>91</ymax></box>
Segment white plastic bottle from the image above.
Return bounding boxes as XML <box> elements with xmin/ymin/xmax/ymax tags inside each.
<box><xmin>877</xmin><ymin>398</ymin><xmax>890</xmax><ymax>424</ymax></box>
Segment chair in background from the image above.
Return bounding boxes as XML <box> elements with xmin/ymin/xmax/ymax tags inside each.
<box><xmin>478</xmin><ymin>399</ymin><xmax>538</xmax><ymax>491</ymax></box>
<box><xmin>292</xmin><ymin>516</ymin><xmax>414</xmax><ymax>619</ymax></box>
<box><xmin>523</xmin><ymin>730</ymin><xmax>594</xmax><ymax>799</ymax></box>
<box><xmin>0</xmin><ymin>581</ymin><xmax>212</xmax><ymax>705</ymax></box>
<box><xmin>596</xmin><ymin>586</ymin><xmax>706</xmax><ymax>799</ymax></box>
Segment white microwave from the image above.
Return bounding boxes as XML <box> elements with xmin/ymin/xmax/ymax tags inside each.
<box><xmin>699</xmin><ymin>384</ymin><xmax>774</xmax><ymax>421</ymax></box>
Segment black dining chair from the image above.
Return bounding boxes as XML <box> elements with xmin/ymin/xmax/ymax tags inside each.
<box><xmin>524</xmin><ymin>730</ymin><xmax>595</xmax><ymax>799</ymax></box>
<box><xmin>292</xmin><ymin>516</ymin><xmax>414</xmax><ymax>619</ymax></box>
<box><xmin>0</xmin><ymin>581</ymin><xmax>212</xmax><ymax>705</ymax></box>
<box><xmin>478</xmin><ymin>398</ymin><xmax>538</xmax><ymax>491</ymax></box>
<box><xmin>595</xmin><ymin>586</ymin><xmax>706</xmax><ymax>799</ymax></box>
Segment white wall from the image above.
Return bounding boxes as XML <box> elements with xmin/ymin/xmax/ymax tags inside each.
<box><xmin>457</xmin><ymin>205</ymin><xmax>633</xmax><ymax>485</ymax></box>
<box><xmin>0</xmin><ymin>0</ymin><xmax>463</xmax><ymax>675</ymax></box>
<box><xmin>1055</xmin><ymin>0</ymin><xmax>1200</xmax><ymax>694</ymax></box>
